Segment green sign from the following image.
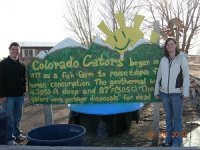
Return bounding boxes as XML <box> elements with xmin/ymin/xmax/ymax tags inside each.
<box><xmin>27</xmin><ymin>43</ymin><xmax>163</xmax><ymax>104</ymax></box>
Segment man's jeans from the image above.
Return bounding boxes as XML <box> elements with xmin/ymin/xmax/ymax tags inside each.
<box><xmin>3</xmin><ymin>96</ymin><xmax>24</xmax><ymax>142</ymax></box>
<box><xmin>160</xmin><ymin>92</ymin><xmax>183</xmax><ymax>145</ymax></box>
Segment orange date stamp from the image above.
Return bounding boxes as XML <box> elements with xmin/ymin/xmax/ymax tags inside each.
<box><xmin>147</xmin><ymin>131</ymin><xmax>187</xmax><ymax>138</ymax></box>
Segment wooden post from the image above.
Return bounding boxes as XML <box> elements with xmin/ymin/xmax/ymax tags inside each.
<box><xmin>43</xmin><ymin>105</ymin><xmax>54</xmax><ymax>125</ymax></box>
<box><xmin>152</xmin><ymin>20</ymin><xmax>160</xmax><ymax>146</ymax></box>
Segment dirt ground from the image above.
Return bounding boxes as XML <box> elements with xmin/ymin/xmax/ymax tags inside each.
<box><xmin>19</xmin><ymin>97</ymin><xmax>200</xmax><ymax>147</ymax></box>
<box><xmin>18</xmin><ymin>62</ymin><xmax>200</xmax><ymax>147</ymax></box>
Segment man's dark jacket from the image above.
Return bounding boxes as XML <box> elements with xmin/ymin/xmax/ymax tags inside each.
<box><xmin>0</xmin><ymin>56</ymin><xmax>26</xmax><ymax>98</ymax></box>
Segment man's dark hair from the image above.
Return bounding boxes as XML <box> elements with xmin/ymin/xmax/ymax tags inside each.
<box><xmin>164</xmin><ymin>37</ymin><xmax>180</xmax><ymax>57</ymax></box>
<box><xmin>9</xmin><ymin>42</ymin><xmax>20</xmax><ymax>50</ymax></box>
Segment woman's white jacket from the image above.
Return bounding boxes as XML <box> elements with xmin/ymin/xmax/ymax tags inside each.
<box><xmin>154</xmin><ymin>53</ymin><xmax>190</xmax><ymax>97</ymax></box>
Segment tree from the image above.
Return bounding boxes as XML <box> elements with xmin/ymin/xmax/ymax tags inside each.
<box><xmin>64</xmin><ymin>0</ymin><xmax>95</xmax><ymax>47</ymax></box>
<box><xmin>64</xmin><ymin>0</ymin><xmax>142</xmax><ymax>46</ymax></box>
<box><xmin>143</xmin><ymin>0</ymin><xmax>200</xmax><ymax>54</ymax></box>
<box><xmin>98</xmin><ymin>0</ymin><xmax>141</xmax><ymax>32</ymax></box>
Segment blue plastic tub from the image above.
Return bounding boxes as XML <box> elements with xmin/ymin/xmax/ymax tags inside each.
<box><xmin>27</xmin><ymin>124</ymin><xmax>86</xmax><ymax>146</ymax></box>
<box><xmin>68</xmin><ymin>102</ymin><xmax>144</xmax><ymax>115</ymax></box>
<box><xmin>0</xmin><ymin>109</ymin><xmax>7</xmax><ymax>144</ymax></box>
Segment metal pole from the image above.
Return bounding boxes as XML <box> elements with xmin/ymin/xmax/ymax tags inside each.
<box><xmin>43</xmin><ymin>104</ymin><xmax>53</xmax><ymax>125</ymax></box>
<box><xmin>152</xmin><ymin>20</ymin><xmax>160</xmax><ymax>146</ymax></box>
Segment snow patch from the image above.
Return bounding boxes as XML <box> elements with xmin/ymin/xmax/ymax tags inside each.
<box><xmin>93</xmin><ymin>36</ymin><xmax>113</xmax><ymax>49</ymax></box>
<box><xmin>128</xmin><ymin>38</ymin><xmax>149</xmax><ymax>51</ymax></box>
<box><xmin>49</xmin><ymin>38</ymin><xmax>87</xmax><ymax>54</ymax></box>
<box><xmin>36</xmin><ymin>51</ymin><xmax>47</xmax><ymax>59</ymax></box>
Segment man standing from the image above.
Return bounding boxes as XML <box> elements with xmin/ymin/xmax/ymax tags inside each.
<box><xmin>0</xmin><ymin>42</ymin><xmax>26</xmax><ymax>145</ymax></box>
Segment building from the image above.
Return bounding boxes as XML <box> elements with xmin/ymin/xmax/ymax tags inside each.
<box><xmin>19</xmin><ymin>42</ymin><xmax>57</xmax><ymax>64</ymax></box>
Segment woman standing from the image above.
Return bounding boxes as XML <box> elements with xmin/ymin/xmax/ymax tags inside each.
<box><xmin>154</xmin><ymin>38</ymin><xmax>190</xmax><ymax>147</ymax></box>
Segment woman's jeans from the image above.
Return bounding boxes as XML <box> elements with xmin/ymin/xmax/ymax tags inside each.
<box><xmin>3</xmin><ymin>96</ymin><xmax>24</xmax><ymax>142</ymax></box>
<box><xmin>160</xmin><ymin>92</ymin><xmax>183</xmax><ymax>145</ymax></box>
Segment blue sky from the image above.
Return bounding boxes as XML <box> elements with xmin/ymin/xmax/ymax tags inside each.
<box><xmin>0</xmin><ymin>0</ymin><xmax>67</xmax><ymax>59</ymax></box>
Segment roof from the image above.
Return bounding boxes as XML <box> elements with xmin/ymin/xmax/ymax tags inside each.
<box><xmin>19</xmin><ymin>42</ymin><xmax>57</xmax><ymax>48</ymax></box>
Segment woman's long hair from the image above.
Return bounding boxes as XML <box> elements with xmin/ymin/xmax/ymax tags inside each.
<box><xmin>164</xmin><ymin>37</ymin><xmax>180</xmax><ymax>57</ymax></box>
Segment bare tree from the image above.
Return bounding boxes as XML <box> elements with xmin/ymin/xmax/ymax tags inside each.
<box><xmin>143</xmin><ymin>0</ymin><xmax>200</xmax><ymax>53</ymax></box>
<box><xmin>64</xmin><ymin>0</ymin><xmax>142</xmax><ymax>46</ymax></box>
<box><xmin>98</xmin><ymin>0</ymin><xmax>142</xmax><ymax>32</ymax></box>
<box><xmin>64</xmin><ymin>0</ymin><xmax>94</xmax><ymax>47</ymax></box>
